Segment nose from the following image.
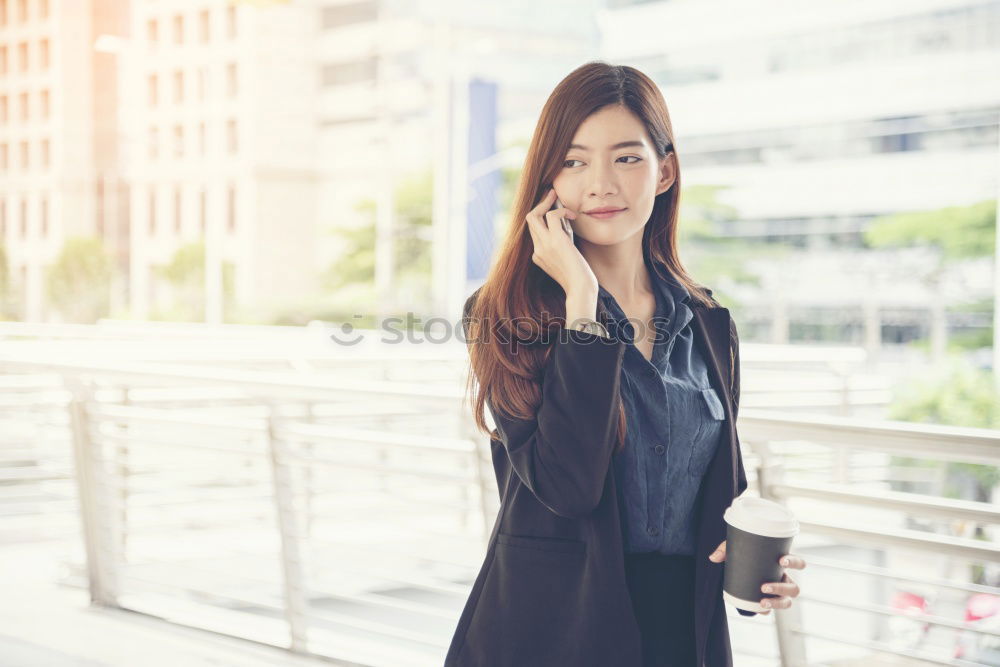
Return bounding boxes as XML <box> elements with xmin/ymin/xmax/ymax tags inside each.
<box><xmin>587</xmin><ymin>161</ymin><xmax>618</xmax><ymax>199</ymax></box>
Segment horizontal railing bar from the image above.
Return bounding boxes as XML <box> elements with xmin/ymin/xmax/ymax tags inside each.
<box><xmin>275</xmin><ymin>422</ymin><xmax>475</xmax><ymax>454</ymax></box>
<box><xmin>799</xmin><ymin>518</ymin><xmax>1000</xmax><ymax>561</ymax></box>
<box><xmin>766</xmin><ymin>481</ymin><xmax>1000</xmax><ymax>524</ymax></box>
<box><xmin>789</xmin><ymin>624</ymin><xmax>984</xmax><ymax>667</ymax></box>
<box><xmin>794</xmin><ymin>592</ymin><xmax>1000</xmax><ymax>638</ymax></box>
<box><xmin>739</xmin><ymin>409</ymin><xmax>1000</xmax><ymax>463</ymax></box>
<box><xmin>797</xmin><ymin>553</ymin><xmax>1000</xmax><ymax>597</ymax></box>
<box><xmin>0</xmin><ymin>358</ymin><xmax>469</xmax><ymax>405</ymax></box>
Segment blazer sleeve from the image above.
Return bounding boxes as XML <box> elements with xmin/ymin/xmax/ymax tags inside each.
<box><xmin>730</xmin><ymin>317</ymin><xmax>759</xmax><ymax>618</ymax></box>
<box><xmin>731</xmin><ymin>317</ymin><xmax>748</xmax><ymax>497</ymax></box>
<box><xmin>462</xmin><ymin>292</ymin><xmax>627</xmax><ymax>519</ymax></box>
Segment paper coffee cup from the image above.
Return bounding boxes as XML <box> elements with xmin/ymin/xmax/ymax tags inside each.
<box><xmin>721</xmin><ymin>495</ymin><xmax>799</xmax><ymax>613</ymax></box>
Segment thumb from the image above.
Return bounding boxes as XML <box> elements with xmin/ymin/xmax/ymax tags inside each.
<box><xmin>708</xmin><ymin>541</ymin><xmax>726</xmax><ymax>562</ymax></box>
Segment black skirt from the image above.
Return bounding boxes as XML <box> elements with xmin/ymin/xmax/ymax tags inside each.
<box><xmin>623</xmin><ymin>552</ymin><xmax>698</xmax><ymax>667</ymax></box>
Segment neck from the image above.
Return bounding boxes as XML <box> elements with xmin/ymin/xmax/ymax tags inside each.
<box><xmin>576</xmin><ymin>233</ymin><xmax>652</xmax><ymax>305</ymax></box>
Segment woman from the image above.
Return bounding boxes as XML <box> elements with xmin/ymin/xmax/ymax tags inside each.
<box><xmin>447</xmin><ymin>62</ymin><xmax>805</xmax><ymax>667</ymax></box>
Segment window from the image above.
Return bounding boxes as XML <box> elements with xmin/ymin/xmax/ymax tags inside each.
<box><xmin>174</xmin><ymin>124</ymin><xmax>183</xmax><ymax>158</ymax></box>
<box><xmin>198</xmin><ymin>122</ymin><xmax>206</xmax><ymax>155</ymax></box>
<box><xmin>18</xmin><ymin>41</ymin><xmax>27</xmax><ymax>72</ymax></box>
<box><xmin>320</xmin><ymin>57</ymin><xmax>377</xmax><ymax>87</ymax></box>
<box><xmin>40</xmin><ymin>138</ymin><xmax>49</xmax><ymax>168</ymax></box>
<box><xmin>174</xmin><ymin>14</ymin><xmax>184</xmax><ymax>44</ymax></box>
<box><xmin>19</xmin><ymin>197</ymin><xmax>27</xmax><ymax>238</ymax></box>
<box><xmin>40</xmin><ymin>39</ymin><xmax>49</xmax><ymax>69</ymax></box>
<box><xmin>0</xmin><ymin>95</ymin><xmax>6</xmax><ymax>123</ymax></box>
<box><xmin>17</xmin><ymin>0</ymin><xmax>25</xmax><ymax>22</ymax></box>
<box><xmin>174</xmin><ymin>186</ymin><xmax>182</xmax><ymax>233</ymax></box>
<box><xmin>40</xmin><ymin>0</ymin><xmax>47</xmax><ymax>19</ymax></box>
<box><xmin>149</xmin><ymin>74</ymin><xmax>158</xmax><ymax>106</ymax></box>
<box><xmin>0</xmin><ymin>46</ymin><xmax>7</xmax><ymax>75</ymax></box>
<box><xmin>200</xmin><ymin>9</ymin><xmax>210</xmax><ymax>42</ymax></box>
<box><xmin>19</xmin><ymin>140</ymin><xmax>27</xmax><ymax>169</ymax></box>
<box><xmin>0</xmin><ymin>0</ymin><xmax>6</xmax><ymax>27</ymax></box>
<box><xmin>199</xmin><ymin>189</ymin><xmax>206</xmax><ymax>233</ymax></box>
<box><xmin>226</xmin><ymin>6</ymin><xmax>236</xmax><ymax>38</ymax></box>
<box><xmin>0</xmin><ymin>199</ymin><xmax>5</xmax><ymax>238</ymax></box>
<box><xmin>320</xmin><ymin>1</ymin><xmax>377</xmax><ymax>29</ymax></box>
<box><xmin>197</xmin><ymin>67</ymin><xmax>207</xmax><ymax>100</ymax></box>
<box><xmin>19</xmin><ymin>91</ymin><xmax>27</xmax><ymax>121</ymax></box>
<box><xmin>227</xmin><ymin>185</ymin><xmax>236</xmax><ymax>232</ymax></box>
<box><xmin>40</xmin><ymin>90</ymin><xmax>48</xmax><ymax>118</ymax></box>
<box><xmin>0</xmin><ymin>143</ymin><xmax>7</xmax><ymax>169</ymax></box>
<box><xmin>174</xmin><ymin>70</ymin><xmax>184</xmax><ymax>103</ymax></box>
<box><xmin>149</xmin><ymin>126</ymin><xmax>158</xmax><ymax>159</ymax></box>
<box><xmin>226</xmin><ymin>63</ymin><xmax>237</xmax><ymax>97</ymax></box>
<box><xmin>226</xmin><ymin>119</ymin><xmax>237</xmax><ymax>154</ymax></box>
<box><xmin>149</xmin><ymin>190</ymin><xmax>156</xmax><ymax>235</ymax></box>
<box><xmin>148</xmin><ymin>18</ymin><xmax>158</xmax><ymax>44</ymax></box>
<box><xmin>40</xmin><ymin>196</ymin><xmax>47</xmax><ymax>237</ymax></box>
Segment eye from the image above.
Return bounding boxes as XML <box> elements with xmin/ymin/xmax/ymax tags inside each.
<box><xmin>563</xmin><ymin>156</ymin><xmax>642</xmax><ymax>168</ymax></box>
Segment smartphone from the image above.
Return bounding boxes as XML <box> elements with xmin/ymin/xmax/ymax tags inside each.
<box><xmin>552</xmin><ymin>196</ymin><xmax>573</xmax><ymax>241</ymax></box>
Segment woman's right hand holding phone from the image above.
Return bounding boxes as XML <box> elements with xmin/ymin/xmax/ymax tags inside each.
<box><xmin>525</xmin><ymin>189</ymin><xmax>599</xmax><ymax>320</ymax></box>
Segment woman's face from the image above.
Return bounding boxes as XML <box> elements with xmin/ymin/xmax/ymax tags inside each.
<box><xmin>552</xmin><ymin>104</ymin><xmax>674</xmax><ymax>247</ymax></box>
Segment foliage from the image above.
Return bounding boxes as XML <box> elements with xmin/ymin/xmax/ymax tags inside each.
<box><xmin>152</xmin><ymin>241</ymin><xmax>235</xmax><ymax>321</ymax></box>
<box><xmin>45</xmin><ymin>237</ymin><xmax>112</xmax><ymax>323</ymax></box>
<box><xmin>864</xmin><ymin>199</ymin><xmax>996</xmax><ymax>260</ymax></box>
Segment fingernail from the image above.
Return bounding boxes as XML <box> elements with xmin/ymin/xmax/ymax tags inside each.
<box><xmin>762</xmin><ymin>601</ymin><xmax>771</xmax><ymax>608</ymax></box>
<box><xmin>781</xmin><ymin>558</ymin><xmax>789</xmax><ymax>566</ymax></box>
<box><xmin>763</xmin><ymin>585</ymin><xmax>772</xmax><ymax>593</ymax></box>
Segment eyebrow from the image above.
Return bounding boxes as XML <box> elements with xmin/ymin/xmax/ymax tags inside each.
<box><xmin>567</xmin><ymin>140</ymin><xmax>646</xmax><ymax>151</ymax></box>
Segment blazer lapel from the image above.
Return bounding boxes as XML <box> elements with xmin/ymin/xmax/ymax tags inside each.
<box><xmin>689</xmin><ymin>304</ymin><xmax>738</xmax><ymax>667</ymax></box>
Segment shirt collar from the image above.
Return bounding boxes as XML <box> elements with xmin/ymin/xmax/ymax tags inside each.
<box><xmin>596</xmin><ymin>263</ymin><xmax>691</xmax><ymax>313</ymax></box>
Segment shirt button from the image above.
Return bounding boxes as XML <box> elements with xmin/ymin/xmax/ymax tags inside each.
<box><xmin>654</xmin><ymin>444</ymin><xmax>665</xmax><ymax>455</ymax></box>
<box><xmin>647</xmin><ymin>525</ymin><xmax>659</xmax><ymax>536</ymax></box>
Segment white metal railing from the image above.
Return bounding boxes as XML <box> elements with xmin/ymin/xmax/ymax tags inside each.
<box><xmin>738</xmin><ymin>409</ymin><xmax>1000</xmax><ymax>666</ymax></box>
<box><xmin>2</xmin><ymin>344</ymin><xmax>998</xmax><ymax>666</ymax></box>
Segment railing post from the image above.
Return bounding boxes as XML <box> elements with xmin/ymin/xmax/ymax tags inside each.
<box><xmin>267</xmin><ymin>405</ymin><xmax>310</xmax><ymax>653</ymax></box>
<box><xmin>758</xmin><ymin>459</ymin><xmax>809</xmax><ymax>667</ymax></box>
<box><xmin>67</xmin><ymin>377</ymin><xmax>122</xmax><ymax>607</ymax></box>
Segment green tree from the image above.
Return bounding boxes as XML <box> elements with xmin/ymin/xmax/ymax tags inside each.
<box><xmin>865</xmin><ymin>199</ymin><xmax>996</xmax><ymax>352</ymax></box>
<box><xmin>46</xmin><ymin>237</ymin><xmax>112</xmax><ymax>323</ymax></box>
<box><xmin>322</xmin><ymin>169</ymin><xmax>433</xmax><ymax>310</ymax></box>
<box><xmin>153</xmin><ymin>241</ymin><xmax>234</xmax><ymax>321</ymax></box>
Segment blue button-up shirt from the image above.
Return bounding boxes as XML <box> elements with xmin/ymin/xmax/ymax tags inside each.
<box><xmin>599</xmin><ymin>268</ymin><xmax>726</xmax><ymax>555</ymax></box>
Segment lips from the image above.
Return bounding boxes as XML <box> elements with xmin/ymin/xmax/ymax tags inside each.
<box><xmin>585</xmin><ymin>207</ymin><xmax>627</xmax><ymax>219</ymax></box>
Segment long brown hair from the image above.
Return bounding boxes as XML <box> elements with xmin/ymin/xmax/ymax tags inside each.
<box><xmin>463</xmin><ymin>61</ymin><xmax>718</xmax><ymax>455</ymax></box>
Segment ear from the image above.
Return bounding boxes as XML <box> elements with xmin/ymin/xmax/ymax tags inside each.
<box><xmin>654</xmin><ymin>152</ymin><xmax>676</xmax><ymax>197</ymax></box>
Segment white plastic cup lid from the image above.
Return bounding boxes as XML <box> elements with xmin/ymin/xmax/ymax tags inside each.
<box><xmin>723</xmin><ymin>495</ymin><xmax>799</xmax><ymax>538</ymax></box>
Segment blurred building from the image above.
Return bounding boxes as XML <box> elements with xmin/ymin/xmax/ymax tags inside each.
<box><xmin>316</xmin><ymin>0</ymin><xmax>601</xmax><ymax>316</ymax></box>
<box><xmin>0</xmin><ymin>0</ymin><xmax>80</xmax><ymax>322</ymax></box>
<box><xmin>601</xmin><ymin>0</ymin><xmax>1000</xmax><ymax>350</ymax></box>
<box><xmin>123</xmin><ymin>0</ymin><xmax>320</xmax><ymax>321</ymax></box>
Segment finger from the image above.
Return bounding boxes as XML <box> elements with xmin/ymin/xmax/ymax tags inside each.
<box><xmin>525</xmin><ymin>212</ymin><xmax>544</xmax><ymax>249</ymax></box>
<box><xmin>764</xmin><ymin>596</ymin><xmax>792</xmax><ymax>610</ymax></box>
<box><xmin>543</xmin><ymin>207</ymin><xmax>576</xmax><ymax>238</ymax></box>
<box><xmin>761</xmin><ymin>581</ymin><xmax>799</xmax><ymax>598</ymax></box>
<box><xmin>779</xmin><ymin>554</ymin><xmax>806</xmax><ymax>569</ymax></box>
<box><xmin>709</xmin><ymin>541</ymin><xmax>726</xmax><ymax>562</ymax></box>
<box><xmin>530</xmin><ymin>188</ymin><xmax>559</xmax><ymax>218</ymax></box>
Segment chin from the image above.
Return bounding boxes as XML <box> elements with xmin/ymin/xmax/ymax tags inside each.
<box><xmin>576</xmin><ymin>225</ymin><xmax>638</xmax><ymax>247</ymax></box>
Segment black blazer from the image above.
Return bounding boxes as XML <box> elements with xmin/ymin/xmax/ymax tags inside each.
<box><xmin>446</xmin><ymin>287</ymin><xmax>753</xmax><ymax>667</ymax></box>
